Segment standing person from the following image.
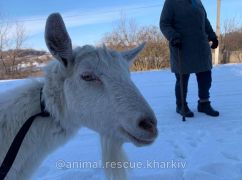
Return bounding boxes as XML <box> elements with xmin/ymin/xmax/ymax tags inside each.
<box><xmin>160</xmin><ymin>0</ymin><xmax>219</xmax><ymax>117</ymax></box>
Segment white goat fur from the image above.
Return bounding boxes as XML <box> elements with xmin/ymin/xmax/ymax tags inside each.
<box><xmin>0</xmin><ymin>13</ymin><xmax>157</xmax><ymax>180</ymax></box>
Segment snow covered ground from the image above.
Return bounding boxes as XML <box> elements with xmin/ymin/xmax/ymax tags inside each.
<box><xmin>1</xmin><ymin>64</ymin><xmax>242</xmax><ymax>180</ymax></box>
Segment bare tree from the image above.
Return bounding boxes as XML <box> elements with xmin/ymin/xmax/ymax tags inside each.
<box><xmin>101</xmin><ymin>15</ymin><xmax>169</xmax><ymax>71</ymax></box>
<box><xmin>102</xmin><ymin>14</ymin><xmax>139</xmax><ymax>49</ymax></box>
<box><xmin>8</xmin><ymin>22</ymin><xmax>27</xmax><ymax>73</ymax></box>
<box><xmin>220</xmin><ymin>18</ymin><xmax>242</xmax><ymax>64</ymax></box>
<box><xmin>0</xmin><ymin>14</ymin><xmax>11</xmax><ymax>74</ymax></box>
<box><xmin>0</xmin><ymin>16</ymin><xmax>28</xmax><ymax>79</ymax></box>
<box><xmin>134</xmin><ymin>26</ymin><xmax>169</xmax><ymax>71</ymax></box>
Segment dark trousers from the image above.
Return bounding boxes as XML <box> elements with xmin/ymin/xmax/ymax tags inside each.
<box><xmin>175</xmin><ymin>70</ymin><xmax>212</xmax><ymax>106</ymax></box>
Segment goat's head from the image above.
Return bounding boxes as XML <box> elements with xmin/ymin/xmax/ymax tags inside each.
<box><xmin>44</xmin><ymin>13</ymin><xmax>158</xmax><ymax>146</ymax></box>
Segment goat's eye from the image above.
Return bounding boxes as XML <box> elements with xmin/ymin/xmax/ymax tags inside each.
<box><xmin>81</xmin><ymin>72</ymin><xmax>97</xmax><ymax>81</ymax></box>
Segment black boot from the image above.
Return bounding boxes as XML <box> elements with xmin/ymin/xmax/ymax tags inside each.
<box><xmin>176</xmin><ymin>103</ymin><xmax>194</xmax><ymax>117</ymax></box>
<box><xmin>198</xmin><ymin>101</ymin><xmax>219</xmax><ymax>117</ymax></box>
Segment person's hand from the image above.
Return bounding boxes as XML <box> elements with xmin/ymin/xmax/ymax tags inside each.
<box><xmin>211</xmin><ymin>38</ymin><xmax>218</xmax><ymax>49</ymax></box>
<box><xmin>171</xmin><ymin>37</ymin><xmax>182</xmax><ymax>48</ymax></box>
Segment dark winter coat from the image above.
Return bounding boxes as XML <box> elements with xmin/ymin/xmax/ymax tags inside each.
<box><xmin>160</xmin><ymin>0</ymin><xmax>217</xmax><ymax>74</ymax></box>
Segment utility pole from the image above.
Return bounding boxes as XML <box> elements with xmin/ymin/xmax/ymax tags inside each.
<box><xmin>214</xmin><ymin>0</ymin><xmax>221</xmax><ymax>65</ymax></box>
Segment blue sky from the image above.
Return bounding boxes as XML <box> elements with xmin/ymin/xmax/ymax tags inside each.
<box><xmin>0</xmin><ymin>0</ymin><xmax>242</xmax><ymax>50</ymax></box>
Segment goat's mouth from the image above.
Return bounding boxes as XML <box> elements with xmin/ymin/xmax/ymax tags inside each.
<box><xmin>120</xmin><ymin>127</ymin><xmax>155</xmax><ymax>146</ymax></box>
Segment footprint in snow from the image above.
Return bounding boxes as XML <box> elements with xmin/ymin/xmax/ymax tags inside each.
<box><xmin>221</xmin><ymin>152</ymin><xmax>240</xmax><ymax>162</ymax></box>
<box><xmin>167</xmin><ymin>140</ymin><xmax>186</xmax><ymax>159</ymax></box>
<box><xmin>185</xmin><ymin>131</ymin><xmax>208</xmax><ymax>148</ymax></box>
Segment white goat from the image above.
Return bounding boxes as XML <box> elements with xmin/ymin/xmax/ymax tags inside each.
<box><xmin>0</xmin><ymin>13</ymin><xmax>158</xmax><ymax>180</ymax></box>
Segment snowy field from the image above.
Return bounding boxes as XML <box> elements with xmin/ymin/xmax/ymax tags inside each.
<box><xmin>1</xmin><ymin>64</ymin><xmax>242</xmax><ymax>180</ymax></box>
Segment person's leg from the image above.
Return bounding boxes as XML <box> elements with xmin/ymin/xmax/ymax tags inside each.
<box><xmin>196</xmin><ymin>70</ymin><xmax>219</xmax><ymax>116</ymax></box>
<box><xmin>175</xmin><ymin>73</ymin><xmax>194</xmax><ymax>117</ymax></box>
<box><xmin>196</xmin><ymin>70</ymin><xmax>211</xmax><ymax>100</ymax></box>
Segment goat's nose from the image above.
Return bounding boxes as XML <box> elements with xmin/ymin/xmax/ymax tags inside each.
<box><xmin>138</xmin><ymin>118</ymin><xmax>157</xmax><ymax>134</ymax></box>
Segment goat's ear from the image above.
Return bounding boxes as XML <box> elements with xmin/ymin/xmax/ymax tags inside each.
<box><xmin>121</xmin><ymin>42</ymin><xmax>146</xmax><ymax>67</ymax></box>
<box><xmin>45</xmin><ymin>13</ymin><xmax>73</xmax><ymax>67</ymax></box>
